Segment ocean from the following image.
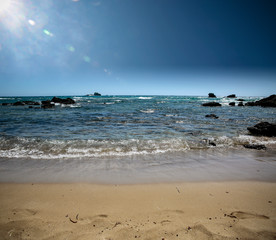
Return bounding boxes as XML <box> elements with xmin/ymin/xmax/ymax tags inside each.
<box><xmin>0</xmin><ymin>95</ymin><xmax>275</xmax><ymax>183</ymax></box>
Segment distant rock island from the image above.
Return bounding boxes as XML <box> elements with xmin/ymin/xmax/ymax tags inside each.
<box><xmin>208</xmin><ymin>93</ymin><xmax>216</xmax><ymax>98</ymax></box>
<box><xmin>86</xmin><ymin>92</ymin><xmax>102</xmax><ymax>96</ymax></box>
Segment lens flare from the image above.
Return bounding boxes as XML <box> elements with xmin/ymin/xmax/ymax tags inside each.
<box><xmin>83</xmin><ymin>56</ymin><xmax>91</xmax><ymax>62</ymax></box>
<box><xmin>43</xmin><ymin>29</ymin><xmax>53</xmax><ymax>37</ymax></box>
<box><xmin>66</xmin><ymin>45</ymin><xmax>75</xmax><ymax>52</ymax></box>
<box><xmin>28</xmin><ymin>19</ymin><xmax>35</xmax><ymax>26</ymax></box>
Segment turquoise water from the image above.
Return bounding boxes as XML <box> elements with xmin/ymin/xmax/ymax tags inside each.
<box><xmin>0</xmin><ymin>95</ymin><xmax>275</xmax><ymax>183</ymax></box>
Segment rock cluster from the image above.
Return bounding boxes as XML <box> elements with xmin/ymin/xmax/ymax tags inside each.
<box><xmin>2</xmin><ymin>97</ymin><xmax>75</xmax><ymax>109</ymax></box>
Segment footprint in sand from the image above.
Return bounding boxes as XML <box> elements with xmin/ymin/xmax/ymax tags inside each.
<box><xmin>12</xmin><ymin>208</ymin><xmax>37</xmax><ymax>217</ymax></box>
<box><xmin>229</xmin><ymin>211</ymin><xmax>269</xmax><ymax>220</ymax></box>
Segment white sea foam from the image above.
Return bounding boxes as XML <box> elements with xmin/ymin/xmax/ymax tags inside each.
<box><xmin>138</xmin><ymin>97</ymin><xmax>153</xmax><ymax>100</ymax></box>
<box><xmin>140</xmin><ymin>109</ymin><xmax>155</xmax><ymax>113</ymax></box>
<box><xmin>0</xmin><ymin>137</ymin><xmax>190</xmax><ymax>159</ymax></box>
<box><xmin>0</xmin><ymin>134</ymin><xmax>275</xmax><ymax>160</ymax></box>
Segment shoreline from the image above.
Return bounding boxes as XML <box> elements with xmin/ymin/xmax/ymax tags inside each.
<box><xmin>1</xmin><ymin>181</ymin><xmax>276</xmax><ymax>239</ymax></box>
<box><xmin>1</xmin><ymin>147</ymin><xmax>276</xmax><ymax>184</ymax></box>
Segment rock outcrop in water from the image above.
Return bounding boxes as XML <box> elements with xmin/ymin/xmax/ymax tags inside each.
<box><xmin>41</xmin><ymin>100</ymin><xmax>54</xmax><ymax>109</ymax></box>
<box><xmin>227</xmin><ymin>94</ymin><xmax>236</xmax><ymax>98</ymax></box>
<box><xmin>41</xmin><ymin>97</ymin><xmax>75</xmax><ymax>108</ymax></box>
<box><xmin>245</xmin><ymin>95</ymin><xmax>276</xmax><ymax>107</ymax></box>
<box><xmin>208</xmin><ymin>93</ymin><xmax>216</xmax><ymax>98</ymax></box>
<box><xmin>51</xmin><ymin>97</ymin><xmax>75</xmax><ymax>104</ymax></box>
<box><xmin>247</xmin><ymin>122</ymin><xmax>276</xmax><ymax>137</ymax></box>
<box><xmin>202</xmin><ymin>102</ymin><xmax>221</xmax><ymax>107</ymax></box>
<box><xmin>94</xmin><ymin>92</ymin><xmax>101</xmax><ymax>96</ymax></box>
<box><xmin>229</xmin><ymin>102</ymin><xmax>235</xmax><ymax>106</ymax></box>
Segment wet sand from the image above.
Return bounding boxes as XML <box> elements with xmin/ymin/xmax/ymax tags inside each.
<box><xmin>0</xmin><ymin>182</ymin><xmax>275</xmax><ymax>240</ymax></box>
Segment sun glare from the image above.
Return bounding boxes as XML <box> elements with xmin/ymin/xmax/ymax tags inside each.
<box><xmin>0</xmin><ymin>0</ymin><xmax>12</xmax><ymax>14</ymax></box>
<box><xmin>0</xmin><ymin>0</ymin><xmax>27</xmax><ymax>35</ymax></box>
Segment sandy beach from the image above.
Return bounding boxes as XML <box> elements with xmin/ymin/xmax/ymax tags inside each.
<box><xmin>0</xmin><ymin>181</ymin><xmax>275</xmax><ymax>240</ymax></box>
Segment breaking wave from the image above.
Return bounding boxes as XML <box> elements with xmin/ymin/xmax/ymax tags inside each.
<box><xmin>0</xmin><ymin>135</ymin><xmax>275</xmax><ymax>160</ymax></box>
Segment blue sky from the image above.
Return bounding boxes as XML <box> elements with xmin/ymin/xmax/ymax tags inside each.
<box><xmin>0</xmin><ymin>0</ymin><xmax>275</xmax><ymax>96</ymax></box>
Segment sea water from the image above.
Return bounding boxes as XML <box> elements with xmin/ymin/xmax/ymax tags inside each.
<box><xmin>0</xmin><ymin>95</ymin><xmax>275</xmax><ymax>183</ymax></box>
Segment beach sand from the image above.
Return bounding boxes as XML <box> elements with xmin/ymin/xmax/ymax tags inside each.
<box><xmin>0</xmin><ymin>182</ymin><xmax>275</xmax><ymax>240</ymax></box>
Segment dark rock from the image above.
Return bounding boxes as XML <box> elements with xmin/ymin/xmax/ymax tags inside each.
<box><xmin>41</xmin><ymin>100</ymin><xmax>54</xmax><ymax>109</ymax></box>
<box><xmin>229</xmin><ymin>102</ymin><xmax>235</xmax><ymax>106</ymax></box>
<box><xmin>245</xmin><ymin>95</ymin><xmax>276</xmax><ymax>107</ymax></box>
<box><xmin>13</xmin><ymin>101</ymin><xmax>25</xmax><ymax>106</ymax></box>
<box><xmin>23</xmin><ymin>101</ymin><xmax>40</xmax><ymax>105</ymax></box>
<box><xmin>243</xmin><ymin>144</ymin><xmax>267</xmax><ymax>150</ymax></box>
<box><xmin>247</xmin><ymin>122</ymin><xmax>276</xmax><ymax>137</ymax></box>
<box><xmin>245</xmin><ymin>102</ymin><xmax>256</xmax><ymax>106</ymax></box>
<box><xmin>51</xmin><ymin>97</ymin><xmax>75</xmax><ymax>104</ymax></box>
<box><xmin>209</xmin><ymin>141</ymin><xmax>216</xmax><ymax>146</ymax></box>
<box><xmin>237</xmin><ymin>99</ymin><xmax>244</xmax><ymax>101</ymax></box>
<box><xmin>94</xmin><ymin>92</ymin><xmax>101</xmax><ymax>96</ymax></box>
<box><xmin>202</xmin><ymin>102</ymin><xmax>221</xmax><ymax>107</ymax></box>
<box><xmin>227</xmin><ymin>94</ymin><xmax>236</xmax><ymax>98</ymax></box>
<box><xmin>42</xmin><ymin>100</ymin><xmax>51</xmax><ymax>105</ymax></box>
<box><xmin>2</xmin><ymin>103</ymin><xmax>11</xmax><ymax>106</ymax></box>
<box><xmin>205</xmin><ymin>114</ymin><xmax>219</xmax><ymax>119</ymax></box>
<box><xmin>208</xmin><ymin>93</ymin><xmax>216</xmax><ymax>98</ymax></box>
<box><xmin>238</xmin><ymin>102</ymin><xmax>244</xmax><ymax>106</ymax></box>
<box><xmin>254</xmin><ymin>95</ymin><xmax>276</xmax><ymax>107</ymax></box>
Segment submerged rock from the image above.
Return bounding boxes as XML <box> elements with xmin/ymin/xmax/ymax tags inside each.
<box><xmin>205</xmin><ymin>114</ymin><xmax>219</xmax><ymax>119</ymax></box>
<box><xmin>202</xmin><ymin>102</ymin><xmax>221</xmax><ymax>107</ymax></box>
<box><xmin>208</xmin><ymin>93</ymin><xmax>216</xmax><ymax>98</ymax></box>
<box><xmin>245</xmin><ymin>94</ymin><xmax>276</xmax><ymax>107</ymax></box>
<box><xmin>229</xmin><ymin>102</ymin><xmax>235</xmax><ymax>106</ymax></box>
<box><xmin>247</xmin><ymin>122</ymin><xmax>276</xmax><ymax>137</ymax></box>
<box><xmin>13</xmin><ymin>101</ymin><xmax>25</xmax><ymax>106</ymax></box>
<box><xmin>237</xmin><ymin>99</ymin><xmax>244</xmax><ymax>101</ymax></box>
<box><xmin>243</xmin><ymin>144</ymin><xmax>266</xmax><ymax>150</ymax></box>
<box><xmin>42</xmin><ymin>103</ymin><xmax>55</xmax><ymax>109</ymax></box>
<box><xmin>227</xmin><ymin>94</ymin><xmax>236</xmax><ymax>98</ymax></box>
